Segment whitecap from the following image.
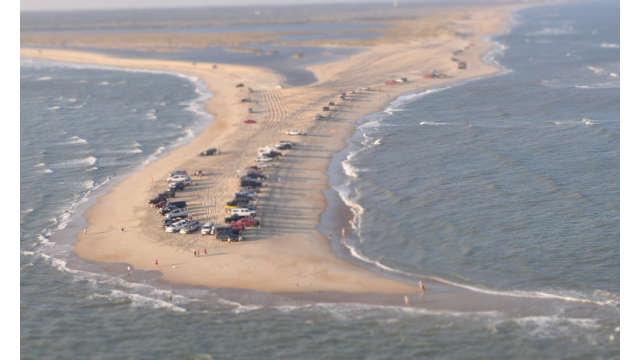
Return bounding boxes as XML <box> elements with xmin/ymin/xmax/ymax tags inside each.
<box><xmin>37</xmin><ymin>234</ymin><xmax>55</xmax><ymax>247</ymax></box>
<box><xmin>108</xmin><ymin>289</ymin><xmax>187</xmax><ymax>313</ymax></box>
<box><xmin>600</xmin><ymin>43</ymin><xmax>619</xmax><ymax>49</ymax></box>
<box><xmin>67</xmin><ymin>98</ymin><xmax>77</xmax><ymax>103</ymax></box>
<box><xmin>218</xmin><ymin>298</ymin><xmax>262</xmax><ymax>314</ymax></box>
<box><xmin>142</xmin><ymin>146</ymin><xmax>166</xmax><ymax>165</ymax></box>
<box><xmin>586</xmin><ymin>65</ymin><xmax>606</xmax><ymax>75</ymax></box>
<box><xmin>52</xmin><ymin>156</ymin><xmax>97</xmax><ymax>168</ymax></box>
<box><xmin>341</xmin><ymin>160</ymin><xmax>359</xmax><ymax>179</ymax></box>
<box><xmin>36</xmin><ymin>76</ymin><xmax>52</xmax><ymax>81</ymax></box>
<box><xmin>574</xmin><ymin>82</ymin><xmax>618</xmax><ymax>89</ymax></box>
<box><xmin>419</xmin><ymin>121</ymin><xmax>450</xmax><ymax>126</ymax></box>
<box><xmin>47</xmin><ymin>106</ymin><xmax>60</xmax><ymax>111</ymax></box>
<box><xmin>581</xmin><ymin>118</ymin><xmax>598</xmax><ymax>126</ymax></box>
<box><xmin>67</xmin><ymin>135</ymin><xmax>88</xmax><ymax>145</ymax></box>
<box><xmin>98</xmin><ymin>81</ymin><xmax>110</xmax><ymax>86</ymax></box>
<box><xmin>83</xmin><ymin>180</ymin><xmax>95</xmax><ymax>190</ymax></box>
<box><xmin>145</xmin><ymin>109</ymin><xmax>157</xmax><ymax>121</ymax></box>
<box><xmin>527</xmin><ymin>24</ymin><xmax>575</xmax><ymax>36</ymax></box>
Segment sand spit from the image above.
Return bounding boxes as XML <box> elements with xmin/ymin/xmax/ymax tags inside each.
<box><xmin>21</xmin><ymin>3</ymin><xmax>523</xmax><ymax>299</ymax></box>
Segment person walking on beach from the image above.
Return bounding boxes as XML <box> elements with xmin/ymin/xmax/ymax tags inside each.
<box><xmin>194</xmin><ymin>250</ymin><xmax>197</xmax><ymax>257</ymax></box>
<box><xmin>204</xmin><ymin>248</ymin><xmax>207</xmax><ymax>256</ymax></box>
<box><xmin>155</xmin><ymin>259</ymin><xmax>158</xmax><ymax>266</ymax></box>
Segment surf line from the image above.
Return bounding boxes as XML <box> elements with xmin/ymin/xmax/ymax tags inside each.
<box><xmin>338</xmin><ymin>229</ymin><xmax>615</xmax><ymax>307</ymax></box>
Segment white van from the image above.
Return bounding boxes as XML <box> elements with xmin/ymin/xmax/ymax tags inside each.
<box><xmin>230</xmin><ymin>208</ymin><xmax>256</xmax><ymax>217</ymax></box>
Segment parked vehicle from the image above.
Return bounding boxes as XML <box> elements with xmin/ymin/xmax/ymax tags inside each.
<box><xmin>166</xmin><ymin>201</ymin><xmax>187</xmax><ymax>208</ymax></box>
<box><xmin>199</xmin><ymin>148</ymin><xmax>217</xmax><ymax>156</ymax></box>
<box><xmin>224</xmin><ymin>214</ymin><xmax>247</xmax><ymax>223</ymax></box>
<box><xmin>284</xmin><ymin>130</ymin><xmax>305</xmax><ymax>136</ymax></box>
<box><xmin>245</xmin><ymin>170</ymin><xmax>266</xmax><ymax>178</ymax></box>
<box><xmin>239</xmin><ymin>186</ymin><xmax>261</xmax><ymax>194</ymax></box>
<box><xmin>165</xmin><ymin>208</ymin><xmax>188</xmax><ymax>220</ymax></box>
<box><xmin>165</xmin><ymin>219</ymin><xmax>187</xmax><ymax>233</ymax></box>
<box><xmin>258</xmin><ymin>146</ymin><xmax>275</xmax><ymax>154</ymax></box>
<box><xmin>170</xmin><ymin>170</ymin><xmax>187</xmax><ymax>177</ymax></box>
<box><xmin>256</xmin><ymin>157</ymin><xmax>273</xmax><ymax>163</ymax></box>
<box><xmin>149</xmin><ymin>194</ymin><xmax>168</xmax><ymax>204</ymax></box>
<box><xmin>231</xmin><ymin>208</ymin><xmax>256</xmax><ymax>217</ymax></box>
<box><xmin>233</xmin><ymin>195</ymin><xmax>255</xmax><ymax>203</ymax></box>
<box><xmin>276</xmin><ymin>143</ymin><xmax>292</xmax><ymax>150</ymax></box>
<box><xmin>241</xmin><ymin>179</ymin><xmax>262</xmax><ymax>187</ymax></box>
<box><xmin>163</xmin><ymin>218</ymin><xmax>178</xmax><ymax>228</ymax></box>
<box><xmin>169</xmin><ymin>181</ymin><xmax>186</xmax><ymax>191</ymax></box>
<box><xmin>201</xmin><ymin>222</ymin><xmax>214</xmax><ymax>235</ymax></box>
<box><xmin>160</xmin><ymin>189</ymin><xmax>176</xmax><ymax>198</ymax></box>
<box><xmin>180</xmin><ymin>221</ymin><xmax>201</xmax><ymax>234</ymax></box>
<box><xmin>154</xmin><ymin>200</ymin><xmax>168</xmax><ymax>208</ymax></box>
<box><xmin>167</xmin><ymin>175</ymin><xmax>192</xmax><ymax>184</ymax></box>
<box><xmin>235</xmin><ymin>191</ymin><xmax>257</xmax><ymax>199</ymax></box>
<box><xmin>161</xmin><ymin>201</ymin><xmax>187</xmax><ymax>215</ymax></box>
<box><xmin>240</xmin><ymin>217</ymin><xmax>260</xmax><ymax>228</ymax></box>
<box><xmin>241</xmin><ymin>175</ymin><xmax>263</xmax><ymax>184</ymax></box>
<box><xmin>215</xmin><ymin>226</ymin><xmax>233</xmax><ymax>235</ymax></box>
<box><xmin>215</xmin><ymin>227</ymin><xmax>243</xmax><ymax>241</ymax></box>
<box><xmin>226</xmin><ymin>199</ymin><xmax>252</xmax><ymax>208</ymax></box>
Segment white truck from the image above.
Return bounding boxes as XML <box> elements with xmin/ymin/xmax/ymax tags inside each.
<box><xmin>230</xmin><ymin>208</ymin><xmax>256</xmax><ymax>217</ymax></box>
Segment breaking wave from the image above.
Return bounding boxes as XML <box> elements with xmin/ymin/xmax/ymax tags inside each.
<box><xmin>51</xmin><ymin>156</ymin><xmax>97</xmax><ymax>168</ymax></box>
<box><xmin>67</xmin><ymin>135</ymin><xmax>88</xmax><ymax>145</ymax></box>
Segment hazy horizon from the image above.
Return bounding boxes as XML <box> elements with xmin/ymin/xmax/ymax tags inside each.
<box><xmin>20</xmin><ymin>0</ymin><xmax>512</xmax><ymax>12</ymax></box>
<box><xmin>21</xmin><ymin>0</ymin><xmax>399</xmax><ymax>12</ymax></box>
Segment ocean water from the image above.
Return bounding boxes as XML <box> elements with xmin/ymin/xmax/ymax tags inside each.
<box><xmin>20</xmin><ymin>1</ymin><xmax>619</xmax><ymax>359</ymax></box>
<box><xmin>325</xmin><ymin>0</ymin><xmax>619</xmax><ymax>355</ymax></box>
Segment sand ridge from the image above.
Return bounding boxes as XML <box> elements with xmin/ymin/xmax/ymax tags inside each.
<box><xmin>21</xmin><ymin>3</ymin><xmax>520</xmax><ymax>296</ymax></box>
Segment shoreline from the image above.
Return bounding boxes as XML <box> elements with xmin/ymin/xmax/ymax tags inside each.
<box><xmin>21</xmin><ymin>3</ymin><xmax>529</xmax><ymax>302</ymax></box>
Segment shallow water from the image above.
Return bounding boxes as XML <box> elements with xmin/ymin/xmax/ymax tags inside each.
<box><xmin>21</xmin><ymin>1</ymin><xmax>619</xmax><ymax>358</ymax></box>
<box><xmin>82</xmin><ymin>44</ymin><xmax>363</xmax><ymax>87</ymax></box>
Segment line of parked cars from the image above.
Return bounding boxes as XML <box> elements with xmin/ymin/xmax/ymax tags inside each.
<box><xmin>148</xmin><ymin>170</ymin><xmax>203</xmax><ymax>235</ymax></box>
<box><xmin>146</xmin><ymin>139</ymin><xmax>296</xmax><ymax>242</ymax></box>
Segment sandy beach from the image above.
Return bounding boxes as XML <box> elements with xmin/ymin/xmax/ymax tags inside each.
<box><xmin>21</xmin><ymin>3</ymin><xmax>522</xmax><ymax>297</ymax></box>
